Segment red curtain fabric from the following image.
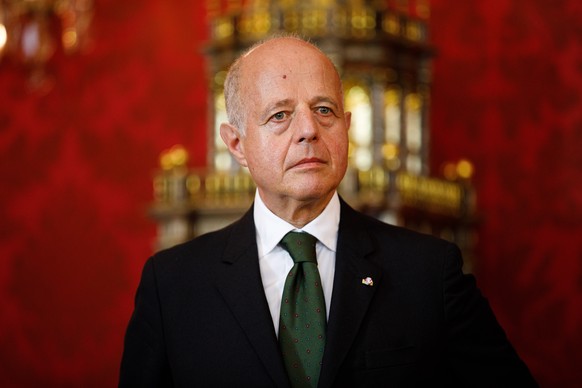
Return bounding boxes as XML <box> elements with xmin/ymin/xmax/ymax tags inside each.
<box><xmin>0</xmin><ymin>0</ymin><xmax>580</xmax><ymax>386</ymax></box>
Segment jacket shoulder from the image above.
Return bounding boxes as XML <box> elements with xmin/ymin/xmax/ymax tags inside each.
<box><xmin>148</xmin><ymin>207</ymin><xmax>255</xmax><ymax>274</ymax></box>
<box><xmin>340</xmin><ymin>200</ymin><xmax>454</xmax><ymax>251</ymax></box>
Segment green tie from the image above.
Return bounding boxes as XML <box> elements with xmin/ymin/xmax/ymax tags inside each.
<box><xmin>279</xmin><ymin>231</ymin><xmax>326</xmax><ymax>387</ymax></box>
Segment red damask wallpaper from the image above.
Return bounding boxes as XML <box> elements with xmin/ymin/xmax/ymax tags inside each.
<box><xmin>0</xmin><ymin>0</ymin><xmax>580</xmax><ymax>386</ymax></box>
<box><xmin>430</xmin><ymin>1</ymin><xmax>582</xmax><ymax>385</ymax></box>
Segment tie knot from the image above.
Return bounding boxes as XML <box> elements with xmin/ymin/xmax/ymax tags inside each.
<box><xmin>280</xmin><ymin>231</ymin><xmax>318</xmax><ymax>264</ymax></box>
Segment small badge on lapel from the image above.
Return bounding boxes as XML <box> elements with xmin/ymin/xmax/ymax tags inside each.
<box><xmin>361</xmin><ymin>277</ymin><xmax>374</xmax><ymax>286</ymax></box>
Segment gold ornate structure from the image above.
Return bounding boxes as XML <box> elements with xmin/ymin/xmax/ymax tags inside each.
<box><xmin>0</xmin><ymin>0</ymin><xmax>93</xmax><ymax>89</ymax></box>
<box><xmin>150</xmin><ymin>0</ymin><xmax>477</xmax><ymax>271</ymax></box>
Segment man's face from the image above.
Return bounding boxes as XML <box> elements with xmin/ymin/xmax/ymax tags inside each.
<box><xmin>232</xmin><ymin>39</ymin><xmax>350</xmax><ymax>208</ymax></box>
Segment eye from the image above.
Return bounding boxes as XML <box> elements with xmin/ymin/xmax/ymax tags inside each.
<box><xmin>271</xmin><ymin>111</ymin><xmax>287</xmax><ymax>121</ymax></box>
<box><xmin>317</xmin><ymin>106</ymin><xmax>333</xmax><ymax>115</ymax></box>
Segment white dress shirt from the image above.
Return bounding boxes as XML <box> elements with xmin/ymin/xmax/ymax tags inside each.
<box><xmin>254</xmin><ymin>190</ymin><xmax>339</xmax><ymax>336</ymax></box>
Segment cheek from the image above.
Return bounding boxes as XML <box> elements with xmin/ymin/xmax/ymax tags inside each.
<box><xmin>244</xmin><ymin>137</ymin><xmax>286</xmax><ymax>174</ymax></box>
<box><xmin>328</xmin><ymin>132</ymin><xmax>349</xmax><ymax>161</ymax></box>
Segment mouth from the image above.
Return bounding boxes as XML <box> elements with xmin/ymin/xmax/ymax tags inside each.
<box><xmin>291</xmin><ymin>157</ymin><xmax>326</xmax><ymax>169</ymax></box>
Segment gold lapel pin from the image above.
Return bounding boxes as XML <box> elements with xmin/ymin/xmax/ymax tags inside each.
<box><xmin>361</xmin><ymin>277</ymin><xmax>374</xmax><ymax>286</ymax></box>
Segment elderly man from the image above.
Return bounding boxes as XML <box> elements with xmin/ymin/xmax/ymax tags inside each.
<box><xmin>120</xmin><ymin>36</ymin><xmax>537</xmax><ymax>387</ymax></box>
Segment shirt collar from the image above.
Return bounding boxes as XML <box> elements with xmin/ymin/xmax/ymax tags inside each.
<box><xmin>254</xmin><ymin>191</ymin><xmax>340</xmax><ymax>256</ymax></box>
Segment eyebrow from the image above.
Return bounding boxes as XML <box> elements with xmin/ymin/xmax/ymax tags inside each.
<box><xmin>310</xmin><ymin>96</ymin><xmax>339</xmax><ymax>110</ymax></box>
<box><xmin>259</xmin><ymin>96</ymin><xmax>341</xmax><ymax>124</ymax></box>
<box><xmin>259</xmin><ymin>99</ymin><xmax>294</xmax><ymax>123</ymax></box>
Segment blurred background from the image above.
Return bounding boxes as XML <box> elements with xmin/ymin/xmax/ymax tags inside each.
<box><xmin>0</xmin><ymin>0</ymin><xmax>580</xmax><ymax>386</ymax></box>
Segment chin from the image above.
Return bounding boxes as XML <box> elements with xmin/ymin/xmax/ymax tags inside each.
<box><xmin>289</xmin><ymin>185</ymin><xmax>335</xmax><ymax>202</ymax></box>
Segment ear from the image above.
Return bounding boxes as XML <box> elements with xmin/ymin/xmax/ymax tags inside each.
<box><xmin>344</xmin><ymin>111</ymin><xmax>352</xmax><ymax>131</ymax></box>
<box><xmin>219</xmin><ymin>122</ymin><xmax>248</xmax><ymax>167</ymax></box>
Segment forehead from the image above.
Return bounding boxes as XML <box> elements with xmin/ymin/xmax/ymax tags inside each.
<box><xmin>239</xmin><ymin>40</ymin><xmax>342</xmax><ymax>104</ymax></box>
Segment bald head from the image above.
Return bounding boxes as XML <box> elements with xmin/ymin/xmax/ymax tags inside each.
<box><xmin>223</xmin><ymin>36</ymin><xmax>343</xmax><ymax>136</ymax></box>
<box><xmin>218</xmin><ymin>35</ymin><xmax>351</xmax><ymax>223</ymax></box>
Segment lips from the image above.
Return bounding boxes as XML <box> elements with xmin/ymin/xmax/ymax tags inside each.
<box><xmin>291</xmin><ymin>157</ymin><xmax>326</xmax><ymax>169</ymax></box>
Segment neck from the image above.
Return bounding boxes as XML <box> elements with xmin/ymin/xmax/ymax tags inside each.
<box><xmin>259</xmin><ymin>191</ymin><xmax>335</xmax><ymax>228</ymax></box>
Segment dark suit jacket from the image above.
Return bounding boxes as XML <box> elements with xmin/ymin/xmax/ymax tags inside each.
<box><xmin>120</xmin><ymin>200</ymin><xmax>537</xmax><ymax>387</ymax></box>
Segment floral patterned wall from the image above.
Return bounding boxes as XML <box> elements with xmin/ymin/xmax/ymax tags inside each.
<box><xmin>430</xmin><ymin>1</ymin><xmax>582</xmax><ymax>386</ymax></box>
<box><xmin>0</xmin><ymin>0</ymin><xmax>580</xmax><ymax>386</ymax></box>
<box><xmin>0</xmin><ymin>0</ymin><xmax>208</xmax><ymax>386</ymax></box>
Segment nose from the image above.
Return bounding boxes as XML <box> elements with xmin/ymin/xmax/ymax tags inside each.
<box><xmin>294</xmin><ymin>109</ymin><xmax>319</xmax><ymax>144</ymax></box>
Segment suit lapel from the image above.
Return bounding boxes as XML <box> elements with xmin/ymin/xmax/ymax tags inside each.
<box><xmin>318</xmin><ymin>201</ymin><xmax>383</xmax><ymax>388</ymax></box>
<box><xmin>215</xmin><ymin>208</ymin><xmax>290</xmax><ymax>388</ymax></box>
